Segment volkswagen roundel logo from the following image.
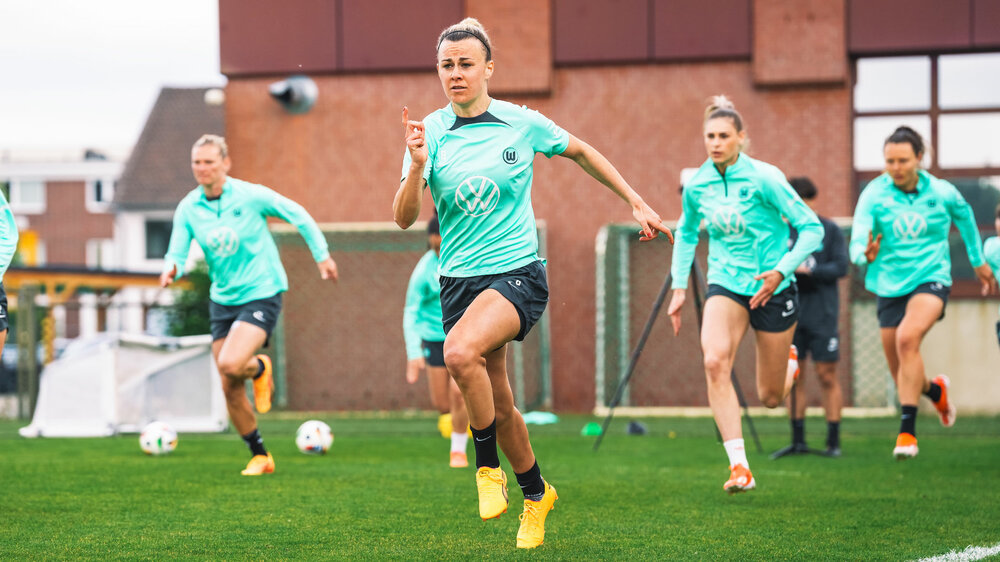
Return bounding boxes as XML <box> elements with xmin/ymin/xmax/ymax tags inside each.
<box><xmin>892</xmin><ymin>212</ymin><xmax>927</xmax><ymax>240</ymax></box>
<box><xmin>206</xmin><ymin>226</ymin><xmax>240</xmax><ymax>257</ymax></box>
<box><xmin>455</xmin><ymin>176</ymin><xmax>500</xmax><ymax>217</ymax></box>
<box><xmin>710</xmin><ymin>207</ymin><xmax>747</xmax><ymax>237</ymax></box>
<box><xmin>502</xmin><ymin>146</ymin><xmax>518</xmax><ymax>165</ymax></box>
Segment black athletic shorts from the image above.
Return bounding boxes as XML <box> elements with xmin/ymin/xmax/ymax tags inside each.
<box><xmin>421</xmin><ymin>339</ymin><xmax>445</xmax><ymax>368</ymax></box>
<box><xmin>706</xmin><ymin>283</ymin><xmax>799</xmax><ymax>333</ymax></box>
<box><xmin>0</xmin><ymin>284</ymin><xmax>8</xmax><ymax>333</ymax></box>
<box><xmin>209</xmin><ymin>293</ymin><xmax>283</xmax><ymax>345</ymax></box>
<box><xmin>876</xmin><ymin>282</ymin><xmax>949</xmax><ymax>328</ymax></box>
<box><xmin>793</xmin><ymin>324</ymin><xmax>840</xmax><ymax>363</ymax></box>
<box><xmin>439</xmin><ymin>260</ymin><xmax>548</xmax><ymax>342</ymax></box>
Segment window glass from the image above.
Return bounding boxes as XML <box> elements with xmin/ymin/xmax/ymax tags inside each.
<box><xmin>939</xmin><ymin>53</ymin><xmax>1000</xmax><ymax>109</ymax></box>
<box><xmin>854</xmin><ymin>57</ymin><xmax>930</xmax><ymax>112</ymax></box>
<box><xmin>853</xmin><ymin>116</ymin><xmax>931</xmax><ymax>171</ymax></box>
<box><xmin>938</xmin><ymin>113</ymin><xmax>1000</xmax><ymax>169</ymax></box>
<box><xmin>145</xmin><ymin>220</ymin><xmax>172</xmax><ymax>260</ymax></box>
<box><xmin>10</xmin><ymin>179</ymin><xmax>46</xmax><ymax>213</ymax></box>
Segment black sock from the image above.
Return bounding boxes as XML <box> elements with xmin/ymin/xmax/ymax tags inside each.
<box><xmin>515</xmin><ymin>461</ymin><xmax>545</xmax><ymax>501</ymax></box>
<box><xmin>826</xmin><ymin>421</ymin><xmax>840</xmax><ymax>448</ymax></box>
<box><xmin>924</xmin><ymin>382</ymin><xmax>942</xmax><ymax>403</ymax></box>
<box><xmin>252</xmin><ymin>358</ymin><xmax>265</xmax><ymax>379</ymax></box>
<box><xmin>791</xmin><ymin>418</ymin><xmax>805</xmax><ymax>445</ymax></box>
<box><xmin>899</xmin><ymin>405</ymin><xmax>918</xmax><ymax>437</ymax></box>
<box><xmin>470</xmin><ymin>420</ymin><xmax>500</xmax><ymax>469</ymax></box>
<box><xmin>242</xmin><ymin>428</ymin><xmax>268</xmax><ymax>456</ymax></box>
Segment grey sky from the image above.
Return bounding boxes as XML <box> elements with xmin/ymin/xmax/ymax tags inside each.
<box><xmin>0</xmin><ymin>0</ymin><xmax>226</xmax><ymax>160</ymax></box>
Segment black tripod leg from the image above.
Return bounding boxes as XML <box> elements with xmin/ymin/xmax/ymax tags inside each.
<box><xmin>593</xmin><ymin>270</ymin><xmax>673</xmax><ymax>452</ymax></box>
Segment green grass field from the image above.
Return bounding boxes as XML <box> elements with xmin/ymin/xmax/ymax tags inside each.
<box><xmin>2</xmin><ymin>413</ymin><xmax>998</xmax><ymax>560</ymax></box>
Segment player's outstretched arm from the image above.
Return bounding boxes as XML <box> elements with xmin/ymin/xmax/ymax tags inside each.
<box><xmin>394</xmin><ymin>106</ymin><xmax>428</xmax><ymax>229</ymax></box>
<box><xmin>559</xmin><ymin>134</ymin><xmax>673</xmax><ymax>243</ymax></box>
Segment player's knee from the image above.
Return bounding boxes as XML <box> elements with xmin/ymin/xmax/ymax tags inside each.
<box><xmin>216</xmin><ymin>358</ymin><xmax>243</xmax><ymax>379</ymax></box>
<box><xmin>443</xmin><ymin>342</ymin><xmax>480</xmax><ymax>378</ymax></box>
<box><xmin>703</xmin><ymin>353</ymin><xmax>729</xmax><ymax>380</ymax></box>
<box><xmin>759</xmin><ymin>391</ymin><xmax>783</xmax><ymax>409</ymax></box>
<box><xmin>895</xmin><ymin>331</ymin><xmax>922</xmax><ymax>355</ymax></box>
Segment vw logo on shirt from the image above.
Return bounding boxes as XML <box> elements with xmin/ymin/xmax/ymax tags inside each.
<box><xmin>206</xmin><ymin>226</ymin><xmax>240</xmax><ymax>257</ymax></box>
<box><xmin>710</xmin><ymin>207</ymin><xmax>747</xmax><ymax>237</ymax></box>
<box><xmin>455</xmin><ymin>176</ymin><xmax>500</xmax><ymax>217</ymax></box>
<box><xmin>892</xmin><ymin>212</ymin><xmax>927</xmax><ymax>240</ymax></box>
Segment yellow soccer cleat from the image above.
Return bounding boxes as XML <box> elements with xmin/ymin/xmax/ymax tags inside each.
<box><xmin>437</xmin><ymin>413</ymin><xmax>452</xmax><ymax>438</ymax></box>
<box><xmin>241</xmin><ymin>453</ymin><xmax>275</xmax><ymax>476</ymax></box>
<box><xmin>516</xmin><ymin>480</ymin><xmax>558</xmax><ymax>549</ymax></box>
<box><xmin>476</xmin><ymin>466</ymin><xmax>508</xmax><ymax>520</ymax></box>
<box><xmin>253</xmin><ymin>354</ymin><xmax>274</xmax><ymax>414</ymax></box>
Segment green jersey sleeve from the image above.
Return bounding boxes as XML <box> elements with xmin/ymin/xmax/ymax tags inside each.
<box><xmin>0</xmin><ymin>191</ymin><xmax>19</xmax><ymax>280</ymax></box>
<box><xmin>522</xmin><ymin>106</ymin><xmax>569</xmax><ymax>158</ymax></box>
<box><xmin>943</xmin><ymin>181</ymin><xmax>985</xmax><ymax>268</ymax></box>
<box><xmin>848</xmin><ymin>183</ymin><xmax>876</xmax><ymax>266</ymax></box>
<box><xmin>670</xmin><ymin>185</ymin><xmax>704</xmax><ymax>290</ymax></box>
<box><xmin>256</xmin><ymin>185</ymin><xmax>331</xmax><ymax>263</ymax></box>
<box><xmin>761</xmin><ymin>172</ymin><xmax>822</xmax><ymax>281</ymax></box>
<box><xmin>163</xmin><ymin>197</ymin><xmax>195</xmax><ymax>276</ymax></box>
<box><xmin>402</xmin><ymin>253</ymin><xmax>427</xmax><ymax>360</ymax></box>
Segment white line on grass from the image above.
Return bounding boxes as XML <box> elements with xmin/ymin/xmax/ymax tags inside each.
<box><xmin>917</xmin><ymin>542</ymin><xmax>1000</xmax><ymax>562</ymax></box>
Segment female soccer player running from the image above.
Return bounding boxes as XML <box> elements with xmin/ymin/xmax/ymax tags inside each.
<box><xmin>161</xmin><ymin>134</ymin><xmax>338</xmax><ymax>475</ymax></box>
<box><xmin>850</xmin><ymin>126</ymin><xmax>996</xmax><ymax>460</ymax></box>
<box><xmin>403</xmin><ymin>214</ymin><xmax>470</xmax><ymax>468</ymax></box>
<box><xmin>667</xmin><ymin>96</ymin><xmax>823</xmax><ymax>494</ymax></box>
<box><xmin>393</xmin><ymin>18</ymin><xmax>672</xmax><ymax>549</ymax></box>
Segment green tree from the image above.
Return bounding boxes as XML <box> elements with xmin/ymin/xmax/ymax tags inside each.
<box><xmin>166</xmin><ymin>261</ymin><xmax>211</xmax><ymax>337</ymax></box>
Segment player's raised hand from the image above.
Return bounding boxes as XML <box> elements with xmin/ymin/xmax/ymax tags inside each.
<box><xmin>402</xmin><ymin>106</ymin><xmax>427</xmax><ymax>166</ymax></box>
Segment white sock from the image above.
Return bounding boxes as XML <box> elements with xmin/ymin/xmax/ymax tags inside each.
<box><xmin>723</xmin><ymin>438</ymin><xmax>748</xmax><ymax>468</ymax></box>
<box><xmin>450</xmin><ymin>431</ymin><xmax>468</xmax><ymax>453</ymax></box>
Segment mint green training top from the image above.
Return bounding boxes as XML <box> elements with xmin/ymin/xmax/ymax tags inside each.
<box><xmin>0</xmin><ymin>190</ymin><xmax>18</xmax><ymax>282</ymax></box>
<box><xmin>401</xmin><ymin>99</ymin><xmax>569</xmax><ymax>277</ymax></box>
<box><xmin>164</xmin><ymin>177</ymin><xmax>330</xmax><ymax>306</ymax></box>
<box><xmin>402</xmin><ymin>250</ymin><xmax>447</xmax><ymax>360</ymax></box>
<box><xmin>982</xmin><ymin>236</ymin><xmax>1000</xmax><ymax>316</ymax></box>
<box><xmin>849</xmin><ymin>170</ymin><xmax>984</xmax><ymax>298</ymax></box>
<box><xmin>671</xmin><ymin>154</ymin><xmax>823</xmax><ymax>295</ymax></box>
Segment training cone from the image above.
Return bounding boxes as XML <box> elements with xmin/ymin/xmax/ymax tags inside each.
<box><xmin>581</xmin><ymin>422</ymin><xmax>602</xmax><ymax>436</ymax></box>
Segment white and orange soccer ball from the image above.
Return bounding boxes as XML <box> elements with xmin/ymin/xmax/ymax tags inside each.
<box><xmin>139</xmin><ymin>421</ymin><xmax>178</xmax><ymax>456</ymax></box>
<box><xmin>295</xmin><ymin>420</ymin><xmax>333</xmax><ymax>455</ymax></box>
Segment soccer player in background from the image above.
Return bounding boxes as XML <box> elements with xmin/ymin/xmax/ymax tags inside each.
<box><xmin>0</xmin><ymin>186</ymin><xmax>18</xmax><ymax>361</ymax></box>
<box><xmin>403</xmin><ymin>213</ymin><xmax>470</xmax><ymax>468</ymax></box>
<box><xmin>160</xmin><ymin>134</ymin><xmax>339</xmax><ymax>475</ymax></box>
<box><xmin>849</xmin><ymin>126</ymin><xmax>996</xmax><ymax>460</ymax></box>
<box><xmin>667</xmin><ymin>96</ymin><xmax>823</xmax><ymax>494</ymax></box>
<box><xmin>393</xmin><ymin>17</ymin><xmax>672</xmax><ymax>549</ymax></box>
<box><xmin>985</xmin><ymin>204</ymin><xmax>1000</xmax><ymax>349</ymax></box>
<box><xmin>784</xmin><ymin>177</ymin><xmax>848</xmax><ymax>457</ymax></box>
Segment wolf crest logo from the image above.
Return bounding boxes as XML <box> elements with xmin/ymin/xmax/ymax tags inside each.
<box><xmin>710</xmin><ymin>207</ymin><xmax>746</xmax><ymax>237</ymax></box>
<box><xmin>502</xmin><ymin>147</ymin><xmax>518</xmax><ymax>165</ymax></box>
<box><xmin>455</xmin><ymin>176</ymin><xmax>500</xmax><ymax>217</ymax></box>
<box><xmin>892</xmin><ymin>212</ymin><xmax>927</xmax><ymax>240</ymax></box>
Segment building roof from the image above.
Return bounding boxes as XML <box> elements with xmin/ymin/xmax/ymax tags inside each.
<box><xmin>115</xmin><ymin>87</ymin><xmax>224</xmax><ymax>210</ymax></box>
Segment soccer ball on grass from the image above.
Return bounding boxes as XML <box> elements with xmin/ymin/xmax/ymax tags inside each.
<box><xmin>295</xmin><ymin>420</ymin><xmax>333</xmax><ymax>454</ymax></box>
<box><xmin>139</xmin><ymin>421</ymin><xmax>178</xmax><ymax>455</ymax></box>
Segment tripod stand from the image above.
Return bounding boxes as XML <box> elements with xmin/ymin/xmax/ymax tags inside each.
<box><xmin>593</xmin><ymin>259</ymin><xmax>761</xmax><ymax>454</ymax></box>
